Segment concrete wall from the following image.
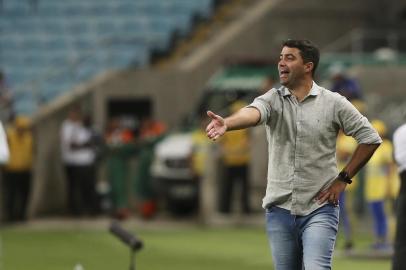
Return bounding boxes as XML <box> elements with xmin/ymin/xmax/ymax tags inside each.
<box><xmin>92</xmin><ymin>69</ymin><xmax>206</xmax><ymax>130</ymax></box>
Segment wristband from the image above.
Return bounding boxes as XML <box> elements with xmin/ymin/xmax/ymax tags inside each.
<box><xmin>338</xmin><ymin>171</ymin><xmax>352</xmax><ymax>184</ymax></box>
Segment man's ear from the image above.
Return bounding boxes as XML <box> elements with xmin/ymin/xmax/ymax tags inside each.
<box><xmin>304</xmin><ymin>62</ymin><xmax>314</xmax><ymax>74</ymax></box>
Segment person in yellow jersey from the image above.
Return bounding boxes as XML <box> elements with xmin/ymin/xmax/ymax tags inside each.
<box><xmin>218</xmin><ymin>101</ymin><xmax>251</xmax><ymax>214</ymax></box>
<box><xmin>2</xmin><ymin>116</ymin><xmax>33</xmax><ymax>222</ymax></box>
<box><xmin>336</xmin><ymin>131</ymin><xmax>358</xmax><ymax>250</ymax></box>
<box><xmin>365</xmin><ymin>119</ymin><xmax>396</xmax><ymax>250</ymax></box>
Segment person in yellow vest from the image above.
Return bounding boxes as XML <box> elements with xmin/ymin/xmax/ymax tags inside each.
<box><xmin>365</xmin><ymin>119</ymin><xmax>396</xmax><ymax>250</ymax></box>
<box><xmin>3</xmin><ymin>116</ymin><xmax>33</xmax><ymax>222</ymax></box>
<box><xmin>219</xmin><ymin>101</ymin><xmax>251</xmax><ymax>214</ymax></box>
<box><xmin>191</xmin><ymin>115</ymin><xmax>211</xmax><ymax>179</ymax></box>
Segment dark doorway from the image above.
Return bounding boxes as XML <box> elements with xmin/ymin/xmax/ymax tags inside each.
<box><xmin>107</xmin><ymin>98</ymin><xmax>152</xmax><ymax>135</ymax></box>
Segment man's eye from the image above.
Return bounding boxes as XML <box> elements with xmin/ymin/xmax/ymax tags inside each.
<box><xmin>280</xmin><ymin>55</ymin><xmax>295</xmax><ymax>61</ymax></box>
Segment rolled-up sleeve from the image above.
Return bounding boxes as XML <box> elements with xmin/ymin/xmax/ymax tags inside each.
<box><xmin>335</xmin><ymin>96</ymin><xmax>382</xmax><ymax>144</ymax></box>
<box><xmin>247</xmin><ymin>92</ymin><xmax>273</xmax><ymax>126</ymax></box>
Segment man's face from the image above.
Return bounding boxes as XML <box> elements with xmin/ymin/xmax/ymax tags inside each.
<box><xmin>278</xmin><ymin>46</ymin><xmax>311</xmax><ymax>88</ymax></box>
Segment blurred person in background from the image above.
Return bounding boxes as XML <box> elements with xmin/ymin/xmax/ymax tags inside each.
<box><xmin>0</xmin><ymin>119</ymin><xmax>9</xmax><ymax>163</ymax></box>
<box><xmin>329</xmin><ymin>63</ymin><xmax>363</xmax><ymax>102</ymax></box>
<box><xmin>178</xmin><ymin>113</ymin><xmax>211</xmax><ymax>217</ymax></box>
<box><xmin>191</xmin><ymin>114</ymin><xmax>211</xmax><ymax>179</ymax></box>
<box><xmin>138</xmin><ymin>115</ymin><xmax>166</xmax><ymax>139</ymax></box>
<box><xmin>365</xmin><ymin>119</ymin><xmax>396</xmax><ymax>250</ymax></box>
<box><xmin>134</xmin><ymin>116</ymin><xmax>166</xmax><ymax>219</ymax></box>
<box><xmin>60</xmin><ymin>107</ymin><xmax>98</xmax><ymax>216</ymax></box>
<box><xmin>2</xmin><ymin>116</ymin><xmax>33</xmax><ymax>222</ymax></box>
<box><xmin>392</xmin><ymin>120</ymin><xmax>406</xmax><ymax>270</ymax></box>
<box><xmin>336</xmin><ymin>131</ymin><xmax>358</xmax><ymax>251</ymax></box>
<box><xmin>83</xmin><ymin>115</ymin><xmax>104</xmax><ymax>215</ymax></box>
<box><xmin>104</xmin><ymin>117</ymin><xmax>135</xmax><ymax>220</ymax></box>
<box><xmin>206</xmin><ymin>39</ymin><xmax>381</xmax><ymax>270</ymax></box>
<box><xmin>218</xmin><ymin>101</ymin><xmax>251</xmax><ymax>214</ymax></box>
<box><xmin>0</xmin><ymin>117</ymin><xmax>10</xmax><ymax>222</ymax></box>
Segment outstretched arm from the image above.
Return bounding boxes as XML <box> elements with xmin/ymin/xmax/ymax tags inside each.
<box><xmin>206</xmin><ymin>107</ymin><xmax>260</xmax><ymax>141</ymax></box>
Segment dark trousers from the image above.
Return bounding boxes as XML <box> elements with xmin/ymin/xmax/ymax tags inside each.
<box><xmin>219</xmin><ymin>165</ymin><xmax>250</xmax><ymax>214</ymax></box>
<box><xmin>65</xmin><ymin>164</ymin><xmax>98</xmax><ymax>216</ymax></box>
<box><xmin>393</xmin><ymin>170</ymin><xmax>406</xmax><ymax>270</ymax></box>
<box><xmin>2</xmin><ymin>170</ymin><xmax>31</xmax><ymax>222</ymax></box>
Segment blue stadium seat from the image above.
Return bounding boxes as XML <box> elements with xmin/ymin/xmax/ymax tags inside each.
<box><xmin>0</xmin><ymin>0</ymin><xmax>215</xmax><ymax>114</ymax></box>
<box><xmin>2</xmin><ymin>1</ymin><xmax>31</xmax><ymax>17</ymax></box>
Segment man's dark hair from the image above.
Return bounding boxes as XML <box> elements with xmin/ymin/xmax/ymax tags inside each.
<box><xmin>282</xmin><ymin>39</ymin><xmax>320</xmax><ymax>77</ymax></box>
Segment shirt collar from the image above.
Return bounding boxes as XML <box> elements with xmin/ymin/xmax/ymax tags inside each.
<box><xmin>308</xmin><ymin>81</ymin><xmax>321</xmax><ymax>96</ymax></box>
<box><xmin>279</xmin><ymin>81</ymin><xmax>321</xmax><ymax>97</ymax></box>
<box><xmin>280</xmin><ymin>87</ymin><xmax>291</xmax><ymax>96</ymax></box>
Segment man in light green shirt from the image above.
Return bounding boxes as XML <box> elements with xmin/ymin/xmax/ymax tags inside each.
<box><xmin>206</xmin><ymin>39</ymin><xmax>381</xmax><ymax>270</ymax></box>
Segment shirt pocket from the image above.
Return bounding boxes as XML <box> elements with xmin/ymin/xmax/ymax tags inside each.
<box><xmin>301</xmin><ymin>108</ymin><xmax>336</xmax><ymax>149</ymax></box>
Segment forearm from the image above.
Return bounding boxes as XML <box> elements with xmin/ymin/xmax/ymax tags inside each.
<box><xmin>343</xmin><ymin>143</ymin><xmax>380</xmax><ymax>178</ymax></box>
<box><xmin>224</xmin><ymin>107</ymin><xmax>261</xmax><ymax>131</ymax></box>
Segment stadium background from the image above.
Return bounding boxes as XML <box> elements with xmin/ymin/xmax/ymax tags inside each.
<box><xmin>0</xmin><ymin>0</ymin><xmax>406</xmax><ymax>269</ymax></box>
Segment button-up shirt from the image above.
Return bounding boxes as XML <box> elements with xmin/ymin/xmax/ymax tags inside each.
<box><xmin>249</xmin><ymin>81</ymin><xmax>382</xmax><ymax>215</ymax></box>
